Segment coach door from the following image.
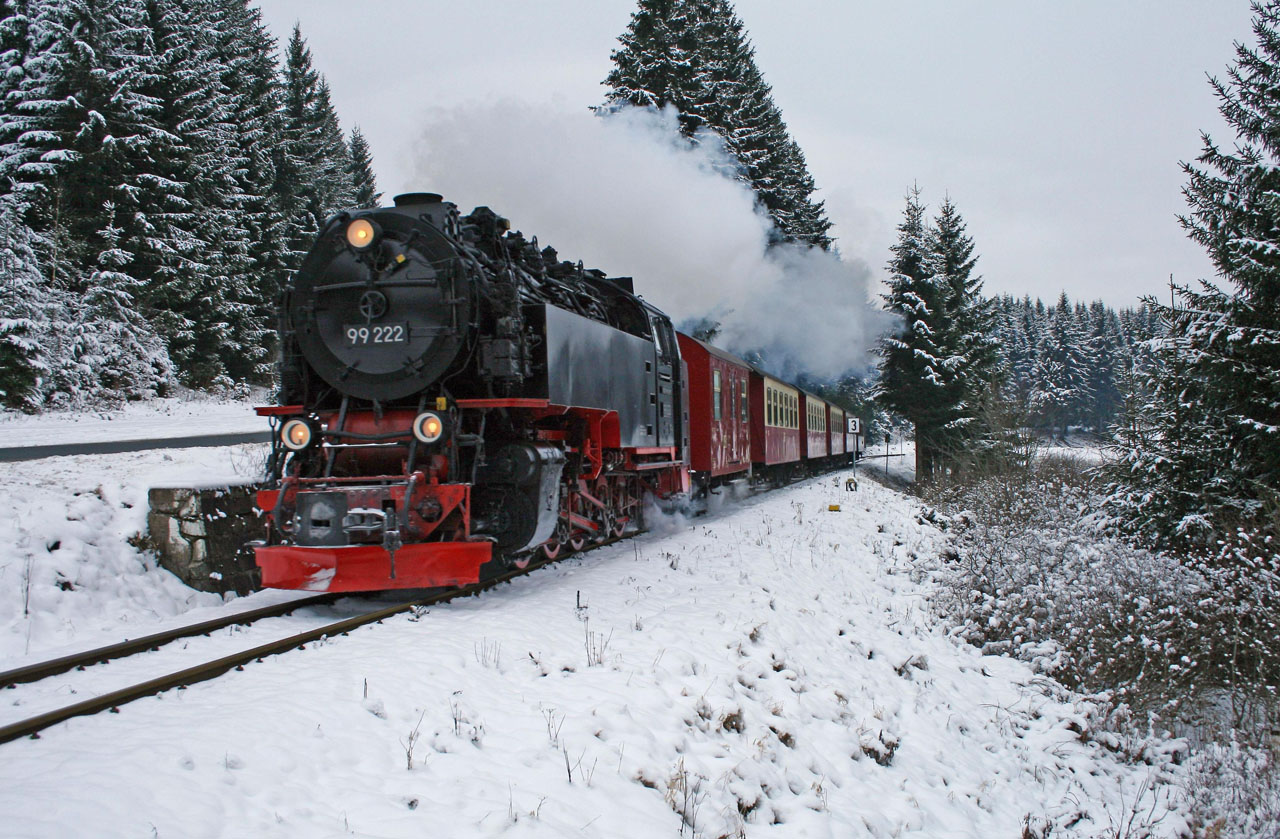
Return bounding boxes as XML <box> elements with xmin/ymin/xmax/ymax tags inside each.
<box><xmin>651</xmin><ymin>315</ymin><xmax>679</xmax><ymax>448</ymax></box>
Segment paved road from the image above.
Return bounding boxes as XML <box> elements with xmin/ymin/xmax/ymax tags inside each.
<box><xmin>0</xmin><ymin>431</ymin><xmax>272</xmax><ymax>463</ymax></box>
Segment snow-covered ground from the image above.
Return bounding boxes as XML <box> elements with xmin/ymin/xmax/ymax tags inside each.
<box><xmin>861</xmin><ymin>438</ymin><xmax>916</xmax><ymax>484</ymax></box>
<box><xmin>0</xmin><ymin>393</ymin><xmax>264</xmax><ymax>447</ymax></box>
<box><xmin>1039</xmin><ymin>432</ymin><xmax>1108</xmax><ymax>466</ymax></box>
<box><xmin>0</xmin><ymin>441</ymin><xmax>288</xmax><ymax>665</ymax></box>
<box><xmin>0</xmin><ymin>444</ymin><xmax>1184</xmax><ymax>838</ymax></box>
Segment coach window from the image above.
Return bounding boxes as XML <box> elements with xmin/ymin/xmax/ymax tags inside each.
<box><xmin>713</xmin><ymin>370</ymin><xmax>722</xmax><ymax>421</ymax></box>
<box><xmin>740</xmin><ymin>380</ymin><xmax>748</xmax><ymax>422</ymax></box>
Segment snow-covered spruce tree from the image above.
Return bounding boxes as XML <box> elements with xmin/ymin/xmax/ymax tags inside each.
<box><xmin>0</xmin><ymin>0</ymin><xmax>41</xmax><ymax>186</ymax></box>
<box><xmin>348</xmin><ymin>125</ymin><xmax>380</xmax><ymax>208</ymax></box>
<box><xmin>1104</xmin><ymin>331</ymin><xmax>1217</xmax><ymax>547</ymax></box>
<box><xmin>135</xmin><ymin>0</ymin><xmax>269</xmax><ymax>388</ymax></box>
<box><xmin>1107</xmin><ymin>0</ymin><xmax>1280</xmax><ymax>549</ymax></box>
<box><xmin>875</xmin><ymin>187</ymin><xmax>954</xmax><ymax>478</ymax></box>
<box><xmin>76</xmin><ymin>203</ymin><xmax>173</xmax><ymax>403</ymax></box>
<box><xmin>1029</xmin><ymin>293</ymin><xmax>1094</xmax><ymax>439</ymax></box>
<box><xmin>603</xmin><ymin>0</ymin><xmax>833</xmax><ymax>249</ymax></box>
<box><xmin>1086</xmin><ymin>300</ymin><xmax>1126</xmax><ymax>432</ymax></box>
<box><xmin>876</xmin><ymin>190</ymin><xmax>1006</xmax><ymax>477</ymax></box>
<box><xmin>276</xmin><ymin>25</ymin><xmax>356</xmax><ymax>271</ymax></box>
<box><xmin>0</xmin><ymin>0</ymin><xmax>176</xmax><ymax>402</ymax></box>
<box><xmin>0</xmin><ymin>192</ymin><xmax>47</xmax><ymax>409</ymax></box>
<box><xmin>206</xmin><ymin>0</ymin><xmax>291</xmax><ymax>353</ymax></box>
<box><xmin>10</xmin><ymin>0</ymin><xmax>158</xmax><ymax>274</ymax></box>
<box><xmin>1103</xmin><ymin>0</ymin><xmax>1280</xmax><ymax>719</ymax></box>
<box><xmin>927</xmin><ymin>198</ymin><xmax>1001</xmax><ymax>460</ymax></box>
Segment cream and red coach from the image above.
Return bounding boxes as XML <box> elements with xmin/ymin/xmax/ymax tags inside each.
<box><xmin>748</xmin><ymin>370</ymin><xmax>802</xmax><ymax>481</ymax></box>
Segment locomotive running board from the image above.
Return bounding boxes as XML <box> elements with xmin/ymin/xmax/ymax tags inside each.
<box><xmin>255</xmin><ymin>541</ymin><xmax>492</xmax><ymax>592</ymax></box>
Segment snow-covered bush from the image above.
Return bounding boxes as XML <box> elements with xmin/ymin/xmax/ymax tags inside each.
<box><xmin>927</xmin><ymin>453</ymin><xmax>1280</xmax><ymax>751</ymax></box>
<box><xmin>928</xmin><ymin>457</ymin><xmax>1193</xmax><ymax>707</ymax></box>
<box><xmin>1182</xmin><ymin>739</ymin><xmax>1280</xmax><ymax>839</ymax></box>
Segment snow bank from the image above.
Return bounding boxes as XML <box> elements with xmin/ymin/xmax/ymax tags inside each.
<box><xmin>0</xmin><ymin>465</ymin><xmax>1184</xmax><ymax>837</ymax></box>
<box><xmin>0</xmin><ymin>443</ymin><xmax>291</xmax><ymax>666</ymax></box>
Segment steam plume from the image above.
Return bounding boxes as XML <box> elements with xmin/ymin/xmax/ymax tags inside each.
<box><xmin>412</xmin><ymin>102</ymin><xmax>890</xmax><ymax>380</ymax></box>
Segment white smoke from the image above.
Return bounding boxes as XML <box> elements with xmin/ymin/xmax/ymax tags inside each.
<box><xmin>411</xmin><ymin>101</ymin><xmax>890</xmax><ymax>380</ymax></box>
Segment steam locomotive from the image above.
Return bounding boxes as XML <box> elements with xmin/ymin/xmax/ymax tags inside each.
<box><xmin>253</xmin><ymin>193</ymin><xmax>860</xmax><ymax>592</ymax></box>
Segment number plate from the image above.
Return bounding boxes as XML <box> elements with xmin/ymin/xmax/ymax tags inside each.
<box><xmin>344</xmin><ymin>323</ymin><xmax>408</xmax><ymax>346</ymax></box>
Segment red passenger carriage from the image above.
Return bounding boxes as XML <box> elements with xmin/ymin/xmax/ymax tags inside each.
<box><xmin>676</xmin><ymin>333</ymin><xmax>751</xmax><ymax>485</ymax></box>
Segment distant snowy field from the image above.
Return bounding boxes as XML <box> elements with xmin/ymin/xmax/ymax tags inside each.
<box><xmin>0</xmin><ymin>442</ymin><xmax>1184</xmax><ymax>837</ymax></box>
<box><xmin>0</xmin><ymin>393</ymin><xmax>264</xmax><ymax>447</ymax></box>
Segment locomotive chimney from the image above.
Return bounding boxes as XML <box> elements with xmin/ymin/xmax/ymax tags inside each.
<box><xmin>393</xmin><ymin>192</ymin><xmax>443</xmax><ymax>206</ymax></box>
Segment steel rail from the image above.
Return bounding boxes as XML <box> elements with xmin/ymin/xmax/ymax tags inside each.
<box><xmin>0</xmin><ymin>562</ymin><xmax>545</xmax><ymax>746</ymax></box>
<box><xmin>0</xmin><ymin>594</ymin><xmax>337</xmax><ymax>690</ymax></box>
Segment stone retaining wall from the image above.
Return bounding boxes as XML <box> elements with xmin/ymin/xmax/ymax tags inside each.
<box><xmin>147</xmin><ymin>484</ymin><xmax>263</xmax><ymax>594</ymax></box>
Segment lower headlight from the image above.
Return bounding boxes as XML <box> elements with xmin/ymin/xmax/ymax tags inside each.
<box><xmin>412</xmin><ymin>411</ymin><xmax>445</xmax><ymax>444</ymax></box>
<box><xmin>281</xmin><ymin>418</ymin><xmax>316</xmax><ymax>451</ymax></box>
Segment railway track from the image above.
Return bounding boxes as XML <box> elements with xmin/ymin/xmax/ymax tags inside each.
<box><xmin>0</xmin><ymin>549</ymin><xmax>591</xmax><ymax>746</ymax></box>
<box><xmin>0</xmin><ymin>593</ymin><xmax>336</xmax><ymax>690</ymax></box>
<box><xmin>0</xmin><ymin>463</ymin><xmax>855</xmax><ymax>747</ymax></box>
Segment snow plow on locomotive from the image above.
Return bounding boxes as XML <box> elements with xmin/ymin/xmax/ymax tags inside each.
<box><xmin>253</xmin><ymin>193</ymin><xmax>687</xmax><ymax>592</ymax></box>
<box><xmin>252</xmin><ymin>192</ymin><xmax>863</xmax><ymax>593</ymax></box>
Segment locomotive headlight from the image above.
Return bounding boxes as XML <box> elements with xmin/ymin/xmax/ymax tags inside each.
<box><xmin>281</xmin><ymin>418</ymin><xmax>317</xmax><ymax>451</ymax></box>
<box><xmin>412</xmin><ymin>411</ymin><xmax>446</xmax><ymax>444</ymax></box>
<box><xmin>345</xmin><ymin>218</ymin><xmax>380</xmax><ymax>250</ymax></box>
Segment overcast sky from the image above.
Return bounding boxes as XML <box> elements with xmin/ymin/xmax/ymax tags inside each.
<box><xmin>257</xmin><ymin>1</ymin><xmax>1255</xmax><ymax>309</ymax></box>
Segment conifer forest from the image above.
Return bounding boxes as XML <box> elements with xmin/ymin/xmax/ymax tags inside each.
<box><xmin>1</xmin><ymin>1</ymin><xmax>1279</xmax><ymax>835</ymax></box>
<box><xmin>0</xmin><ymin>0</ymin><xmax>376</xmax><ymax>407</ymax></box>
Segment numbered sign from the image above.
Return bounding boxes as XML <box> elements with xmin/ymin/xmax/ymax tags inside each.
<box><xmin>847</xmin><ymin>417</ymin><xmax>861</xmax><ymax>435</ymax></box>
